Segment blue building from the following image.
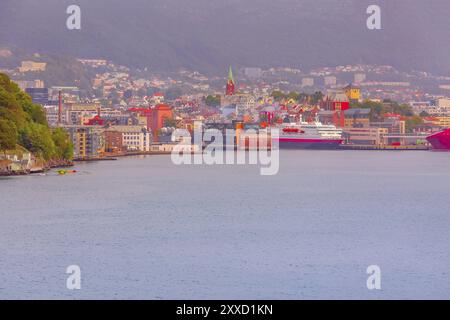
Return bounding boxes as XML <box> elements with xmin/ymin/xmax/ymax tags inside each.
<box><xmin>25</xmin><ymin>88</ymin><xmax>49</xmax><ymax>105</ymax></box>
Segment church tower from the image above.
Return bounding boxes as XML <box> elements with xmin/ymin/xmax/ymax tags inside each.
<box><xmin>226</xmin><ymin>66</ymin><xmax>235</xmax><ymax>96</ymax></box>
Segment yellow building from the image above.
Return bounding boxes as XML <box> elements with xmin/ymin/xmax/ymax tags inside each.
<box><xmin>344</xmin><ymin>117</ymin><xmax>370</xmax><ymax>128</ymax></box>
<box><xmin>436</xmin><ymin>117</ymin><xmax>450</xmax><ymax>127</ymax></box>
<box><xmin>285</xmin><ymin>98</ymin><xmax>298</xmax><ymax>106</ymax></box>
<box><xmin>76</xmin><ymin>131</ymin><xmax>87</xmax><ymax>158</ymax></box>
<box><xmin>344</xmin><ymin>84</ymin><xmax>361</xmax><ymax>102</ymax></box>
<box><xmin>424</xmin><ymin>116</ymin><xmax>450</xmax><ymax>128</ymax></box>
<box><xmin>66</xmin><ymin>126</ymin><xmax>105</xmax><ymax>159</ymax></box>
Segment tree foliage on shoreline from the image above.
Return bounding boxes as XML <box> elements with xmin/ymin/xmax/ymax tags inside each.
<box><xmin>271</xmin><ymin>90</ymin><xmax>323</xmax><ymax>104</ymax></box>
<box><xmin>350</xmin><ymin>99</ymin><xmax>415</xmax><ymax>122</ymax></box>
<box><xmin>0</xmin><ymin>119</ymin><xmax>18</xmax><ymax>151</ymax></box>
<box><xmin>0</xmin><ymin>73</ymin><xmax>73</xmax><ymax>160</ymax></box>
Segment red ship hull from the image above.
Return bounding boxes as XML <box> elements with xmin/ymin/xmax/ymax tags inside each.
<box><xmin>426</xmin><ymin>129</ymin><xmax>450</xmax><ymax>150</ymax></box>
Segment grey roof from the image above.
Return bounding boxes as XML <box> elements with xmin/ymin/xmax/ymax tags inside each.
<box><xmin>344</xmin><ymin>108</ymin><xmax>371</xmax><ymax>116</ymax></box>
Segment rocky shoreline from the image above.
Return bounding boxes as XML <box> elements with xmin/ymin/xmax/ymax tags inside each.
<box><xmin>1</xmin><ymin>151</ymin><xmax>176</xmax><ymax>176</ymax></box>
<box><xmin>0</xmin><ymin>158</ymin><xmax>74</xmax><ymax>176</ymax></box>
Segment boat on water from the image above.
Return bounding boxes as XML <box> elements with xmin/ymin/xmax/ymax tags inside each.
<box><xmin>58</xmin><ymin>169</ymin><xmax>77</xmax><ymax>175</ymax></box>
<box><xmin>274</xmin><ymin>116</ymin><xmax>344</xmax><ymax>149</ymax></box>
<box><xmin>426</xmin><ymin>129</ymin><xmax>450</xmax><ymax>150</ymax></box>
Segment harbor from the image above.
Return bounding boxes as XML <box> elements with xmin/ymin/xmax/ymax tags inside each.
<box><xmin>2</xmin><ymin>150</ymin><xmax>450</xmax><ymax>299</ymax></box>
<box><xmin>338</xmin><ymin>144</ymin><xmax>430</xmax><ymax>151</ymax></box>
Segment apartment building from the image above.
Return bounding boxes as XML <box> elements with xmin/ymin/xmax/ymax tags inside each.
<box><xmin>65</xmin><ymin>126</ymin><xmax>105</xmax><ymax>159</ymax></box>
<box><xmin>108</xmin><ymin>126</ymin><xmax>152</xmax><ymax>152</ymax></box>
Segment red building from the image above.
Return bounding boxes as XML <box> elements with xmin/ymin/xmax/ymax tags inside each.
<box><xmin>84</xmin><ymin>115</ymin><xmax>104</xmax><ymax>126</ymax></box>
<box><xmin>128</xmin><ymin>104</ymin><xmax>173</xmax><ymax>141</ymax></box>
<box><xmin>153</xmin><ymin>104</ymin><xmax>173</xmax><ymax>129</ymax></box>
<box><xmin>128</xmin><ymin>107</ymin><xmax>153</xmax><ymax>130</ymax></box>
<box><xmin>322</xmin><ymin>92</ymin><xmax>350</xmax><ymax>111</ymax></box>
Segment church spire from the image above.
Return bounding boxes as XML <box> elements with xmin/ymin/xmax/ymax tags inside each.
<box><xmin>226</xmin><ymin>66</ymin><xmax>235</xmax><ymax>96</ymax></box>
<box><xmin>228</xmin><ymin>66</ymin><xmax>234</xmax><ymax>83</ymax></box>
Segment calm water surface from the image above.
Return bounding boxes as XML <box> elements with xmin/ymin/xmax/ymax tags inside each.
<box><xmin>1</xmin><ymin>150</ymin><xmax>450</xmax><ymax>299</ymax></box>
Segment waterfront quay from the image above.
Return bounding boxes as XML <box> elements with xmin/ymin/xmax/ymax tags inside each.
<box><xmin>339</xmin><ymin>144</ymin><xmax>430</xmax><ymax>151</ymax></box>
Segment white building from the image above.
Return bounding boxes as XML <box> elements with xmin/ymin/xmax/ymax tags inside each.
<box><xmin>150</xmin><ymin>143</ymin><xmax>199</xmax><ymax>153</ymax></box>
<box><xmin>18</xmin><ymin>61</ymin><xmax>47</xmax><ymax>73</ymax></box>
<box><xmin>44</xmin><ymin>105</ymin><xmax>67</xmax><ymax>127</ymax></box>
<box><xmin>109</xmin><ymin>126</ymin><xmax>151</xmax><ymax>152</ymax></box>
<box><xmin>324</xmin><ymin>76</ymin><xmax>337</xmax><ymax>87</ymax></box>
<box><xmin>354</xmin><ymin>73</ymin><xmax>366</xmax><ymax>84</ymax></box>
<box><xmin>301</xmin><ymin>78</ymin><xmax>314</xmax><ymax>87</ymax></box>
<box><xmin>15</xmin><ymin>79</ymin><xmax>45</xmax><ymax>90</ymax></box>
<box><xmin>410</xmin><ymin>101</ymin><xmax>450</xmax><ymax>116</ymax></box>
<box><xmin>243</xmin><ymin>67</ymin><xmax>263</xmax><ymax>79</ymax></box>
<box><xmin>436</xmin><ymin>98</ymin><xmax>450</xmax><ymax>108</ymax></box>
<box><xmin>150</xmin><ymin>93</ymin><xmax>165</xmax><ymax>104</ymax></box>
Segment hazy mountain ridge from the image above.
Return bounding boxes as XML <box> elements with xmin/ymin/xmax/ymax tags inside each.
<box><xmin>1</xmin><ymin>0</ymin><xmax>449</xmax><ymax>75</ymax></box>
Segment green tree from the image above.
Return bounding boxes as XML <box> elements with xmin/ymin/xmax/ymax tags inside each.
<box><xmin>352</xmin><ymin>100</ymin><xmax>385</xmax><ymax>121</ymax></box>
<box><xmin>0</xmin><ymin>119</ymin><xmax>18</xmax><ymax>151</ymax></box>
<box><xmin>164</xmin><ymin>87</ymin><xmax>183</xmax><ymax>100</ymax></box>
<box><xmin>204</xmin><ymin>95</ymin><xmax>221</xmax><ymax>107</ymax></box>
<box><xmin>52</xmin><ymin>128</ymin><xmax>74</xmax><ymax>160</ymax></box>
<box><xmin>405</xmin><ymin>116</ymin><xmax>424</xmax><ymax>133</ymax></box>
<box><xmin>163</xmin><ymin>118</ymin><xmax>177</xmax><ymax>128</ymax></box>
<box><xmin>20</xmin><ymin>123</ymin><xmax>56</xmax><ymax>160</ymax></box>
<box><xmin>0</xmin><ymin>72</ymin><xmax>73</xmax><ymax>160</ymax></box>
<box><xmin>271</xmin><ymin>90</ymin><xmax>286</xmax><ymax>101</ymax></box>
<box><xmin>0</xmin><ymin>86</ymin><xmax>27</xmax><ymax>130</ymax></box>
<box><xmin>386</xmin><ymin>100</ymin><xmax>414</xmax><ymax>116</ymax></box>
<box><xmin>311</xmin><ymin>91</ymin><xmax>324</xmax><ymax>104</ymax></box>
<box><xmin>22</xmin><ymin>100</ymin><xmax>47</xmax><ymax>125</ymax></box>
<box><xmin>287</xmin><ymin>91</ymin><xmax>300</xmax><ymax>102</ymax></box>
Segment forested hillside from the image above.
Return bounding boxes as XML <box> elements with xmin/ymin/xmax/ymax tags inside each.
<box><xmin>0</xmin><ymin>73</ymin><xmax>73</xmax><ymax>160</ymax></box>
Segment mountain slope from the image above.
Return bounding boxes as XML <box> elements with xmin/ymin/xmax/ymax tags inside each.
<box><xmin>1</xmin><ymin>0</ymin><xmax>449</xmax><ymax>75</ymax></box>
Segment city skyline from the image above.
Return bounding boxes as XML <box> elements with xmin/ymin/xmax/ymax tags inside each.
<box><xmin>1</xmin><ymin>0</ymin><xmax>450</xmax><ymax>305</ymax></box>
